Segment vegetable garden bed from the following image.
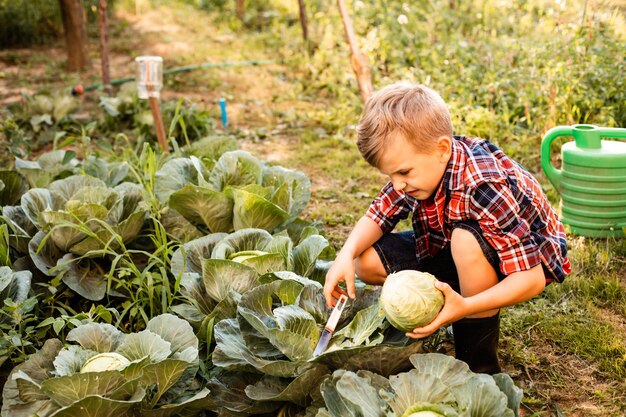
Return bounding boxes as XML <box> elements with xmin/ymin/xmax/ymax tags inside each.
<box><xmin>1</xmin><ymin>1</ymin><xmax>625</xmax><ymax>415</ymax></box>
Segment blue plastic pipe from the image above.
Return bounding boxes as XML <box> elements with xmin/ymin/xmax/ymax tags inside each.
<box><xmin>219</xmin><ymin>98</ymin><xmax>228</xmax><ymax>128</ymax></box>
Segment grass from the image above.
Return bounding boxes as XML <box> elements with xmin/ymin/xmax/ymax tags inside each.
<box><xmin>502</xmin><ymin>236</ymin><xmax>626</xmax><ymax>413</ymax></box>
<box><xmin>1</xmin><ymin>0</ymin><xmax>625</xmax><ymax>415</ymax></box>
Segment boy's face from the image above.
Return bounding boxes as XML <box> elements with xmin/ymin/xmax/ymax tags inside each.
<box><xmin>377</xmin><ymin>132</ymin><xmax>451</xmax><ymax>200</ymax></box>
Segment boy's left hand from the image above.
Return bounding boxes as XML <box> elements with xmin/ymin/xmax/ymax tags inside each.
<box><xmin>405</xmin><ymin>281</ymin><xmax>468</xmax><ymax>339</ymax></box>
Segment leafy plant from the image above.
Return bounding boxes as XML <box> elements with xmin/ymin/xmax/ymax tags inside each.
<box><xmin>207</xmin><ymin>273</ymin><xmax>439</xmax><ymax>414</ymax></box>
<box><xmin>99</xmin><ymin>83</ymin><xmax>216</xmax><ymax>147</ymax></box>
<box><xmin>170</xmin><ymin>227</ymin><xmax>332</xmax><ymax>346</ymax></box>
<box><xmin>155</xmin><ymin>150</ymin><xmax>311</xmax><ymax>234</ymax></box>
<box><xmin>0</xmin><ymin>266</ymin><xmax>34</xmax><ymax>367</ymax></box>
<box><xmin>18</xmin><ymin>175</ymin><xmax>148</xmax><ymax>300</ymax></box>
<box><xmin>316</xmin><ymin>353</ymin><xmax>523</xmax><ymax>417</ymax></box>
<box><xmin>1</xmin><ymin>313</ymin><xmax>216</xmax><ymax>417</ymax></box>
<box><xmin>0</xmin><ymin>0</ymin><xmax>62</xmax><ymax>47</ymax></box>
<box><xmin>13</xmin><ymin>150</ymin><xmax>78</xmax><ymax>189</ymax></box>
<box><xmin>3</xmin><ymin>94</ymin><xmax>80</xmax><ymax>153</ymax></box>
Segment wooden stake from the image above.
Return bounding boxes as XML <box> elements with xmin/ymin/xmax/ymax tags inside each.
<box><xmin>148</xmin><ymin>97</ymin><xmax>169</xmax><ymax>154</ymax></box>
<box><xmin>98</xmin><ymin>0</ymin><xmax>112</xmax><ymax>94</ymax></box>
<box><xmin>337</xmin><ymin>0</ymin><xmax>373</xmax><ymax>102</ymax></box>
<box><xmin>236</xmin><ymin>0</ymin><xmax>245</xmax><ymax>21</ymax></box>
<box><xmin>297</xmin><ymin>0</ymin><xmax>309</xmax><ymax>44</ymax></box>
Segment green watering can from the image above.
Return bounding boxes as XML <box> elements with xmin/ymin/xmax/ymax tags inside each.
<box><xmin>541</xmin><ymin>124</ymin><xmax>626</xmax><ymax>238</ymax></box>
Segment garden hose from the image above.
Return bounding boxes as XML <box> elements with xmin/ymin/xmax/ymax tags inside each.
<box><xmin>70</xmin><ymin>58</ymin><xmax>282</xmax><ymax>95</ymax></box>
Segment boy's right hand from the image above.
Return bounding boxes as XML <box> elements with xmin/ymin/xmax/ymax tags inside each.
<box><xmin>323</xmin><ymin>254</ymin><xmax>357</xmax><ymax>308</ymax></box>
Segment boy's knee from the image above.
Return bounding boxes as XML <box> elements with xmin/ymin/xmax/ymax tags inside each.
<box><xmin>450</xmin><ymin>228</ymin><xmax>486</xmax><ymax>266</ymax></box>
<box><xmin>355</xmin><ymin>247</ymin><xmax>387</xmax><ymax>285</ymax></box>
<box><xmin>450</xmin><ymin>227</ymin><xmax>499</xmax><ymax>308</ymax></box>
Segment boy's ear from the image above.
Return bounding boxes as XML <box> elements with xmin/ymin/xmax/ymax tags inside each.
<box><xmin>436</xmin><ymin>136</ymin><xmax>452</xmax><ymax>161</ymax></box>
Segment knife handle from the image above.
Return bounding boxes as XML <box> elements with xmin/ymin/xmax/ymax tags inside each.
<box><xmin>326</xmin><ymin>294</ymin><xmax>348</xmax><ymax>332</ymax></box>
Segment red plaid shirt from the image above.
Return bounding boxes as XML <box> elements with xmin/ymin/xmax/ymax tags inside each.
<box><xmin>366</xmin><ymin>136</ymin><xmax>571</xmax><ymax>283</ymax></box>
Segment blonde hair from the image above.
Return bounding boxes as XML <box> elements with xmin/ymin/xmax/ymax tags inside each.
<box><xmin>356</xmin><ymin>82</ymin><xmax>453</xmax><ymax>167</ymax></box>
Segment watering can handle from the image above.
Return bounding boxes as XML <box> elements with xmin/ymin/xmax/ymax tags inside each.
<box><xmin>541</xmin><ymin>126</ymin><xmax>572</xmax><ymax>190</ymax></box>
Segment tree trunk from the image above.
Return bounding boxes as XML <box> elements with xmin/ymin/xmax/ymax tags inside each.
<box><xmin>297</xmin><ymin>0</ymin><xmax>309</xmax><ymax>44</ymax></box>
<box><xmin>336</xmin><ymin>0</ymin><xmax>372</xmax><ymax>102</ymax></box>
<box><xmin>59</xmin><ymin>0</ymin><xmax>89</xmax><ymax>71</ymax></box>
<box><xmin>236</xmin><ymin>0</ymin><xmax>245</xmax><ymax>21</ymax></box>
<box><xmin>98</xmin><ymin>0</ymin><xmax>112</xmax><ymax>94</ymax></box>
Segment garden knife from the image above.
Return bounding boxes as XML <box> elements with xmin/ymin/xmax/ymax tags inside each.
<box><xmin>313</xmin><ymin>294</ymin><xmax>348</xmax><ymax>357</ymax></box>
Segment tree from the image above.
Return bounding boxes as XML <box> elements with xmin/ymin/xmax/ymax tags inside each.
<box><xmin>59</xmin><ymin>0</ymin><xmax>89</xmax><ymax>71</ymax></box>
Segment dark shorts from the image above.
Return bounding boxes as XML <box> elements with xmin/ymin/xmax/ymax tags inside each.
<box><xmin>372</xmin><ymin>221</ymin><xmax>506</xmax><ymax>293</ymax></box>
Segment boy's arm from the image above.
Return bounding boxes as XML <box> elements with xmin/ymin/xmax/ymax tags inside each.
<box><xmin>406</xmin><ymin>264</ymin><xmax>546</xmax><ymax>339</ymax></box>
<box><xmin>323</xmin><ymin>216</ymin><xmax>383</xmax><ymax>308</ymax></box>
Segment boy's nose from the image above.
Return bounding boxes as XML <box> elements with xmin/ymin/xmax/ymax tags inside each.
<box><xmin>392</xmin><ymin>180</ymin><xmax>406</xmax><ymax>191</ymax></box>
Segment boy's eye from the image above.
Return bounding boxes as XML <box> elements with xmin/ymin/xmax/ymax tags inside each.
<box><xmin>398</xmin><ymin>170</ymin><xmax>409</xmax><ymax>176</ymax></box>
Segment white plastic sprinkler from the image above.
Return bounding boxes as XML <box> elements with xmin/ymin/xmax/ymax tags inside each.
<box><xmin>135</xmin><ymin>56</ymin><xmax>163</xmax><ymax>98</ymax></box>
<box><xmin>135</xmin><ymin>55</ymin><xmax>169</xmax><ymax>153</ymax></box>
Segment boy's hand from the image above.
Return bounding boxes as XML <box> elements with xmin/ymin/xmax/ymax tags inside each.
<box><xmin>323</xmin><ymin>254</ymin><xmax>357</xmax><ymax>308</ymax></box>
<box><xmin>405</xmin><ymin>281</ymin><xmax>468</xmax><ymax>339</ymax></box>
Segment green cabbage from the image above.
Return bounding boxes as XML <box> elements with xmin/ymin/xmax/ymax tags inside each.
<box><xmin>380</xmin><ymin>270</ymin><xmax>444</xmax><ymax>332</ymax></box>
<box><xmin>229</xmin><ymin>250</ymin><xmax>270</xmax><ymax>263</ymax></box>
<box><xmin>318</xmin><ymin>353</ymin><xmax>523</xmax><ymax>417</ymax></box>
<box><xmin>80</xmin><ymin>352</ymin><xmax>130</xmax><ymax>373</ymax></box>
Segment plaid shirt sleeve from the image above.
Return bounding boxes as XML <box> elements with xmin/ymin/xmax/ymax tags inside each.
<box><xmin>469</xmin><ymin>181</ymin><xmax>543</xmax><ymax>275</ymax></box>
<box><xmin>366</xmin><ymin>181</ymin><xmax>411</xmax><ymax>234</ymax></box>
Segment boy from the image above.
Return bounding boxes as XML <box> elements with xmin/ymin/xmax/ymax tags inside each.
<box><xmin>323</xmin><ymin>82</ymin><xmax>570</xmax><ymax>374</ymax></box>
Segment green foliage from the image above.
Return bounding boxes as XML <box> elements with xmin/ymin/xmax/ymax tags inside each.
<box><xmin>0</xmin><ymin>0</ymin><xmax>110</xmax><ymax>48</ymax></box>
<box><xmin>99</xmin><ymin>83</ymin><xmax>216</xmax><ymax>147</ymax></box>
<box><xmin>1</xmin><ymin>85</ymin><xmax>217</xmax><ymax>161</ymax></box>
<box><xmin>0</xmin><ymin>0</ymin><xmax>60</xmax><ymax>47</ymax></box>
<box><xmin>154</xmin><ymin>150</ymin><xmax>312</xmax><ymax>235</ymax></box>
<box><xmin>2</xmin><ymin>314</ymin><xmax>215</xmax><ymax>417</ymax></box>
<box><xmin>2</xmin><ymin>94</ymin><xmax>81</xmax><ymax>158</ymax></box>
<box><xmin>318</xmin><ymin>353</ymin><xmax>522</xmax><ymax>417</ymax></box>
<box><xmin>276</xmin><ymin>0</ymin><xmax>625</xmax><ymax>175</ymax></box>
<box><xmin>209</xmin><ymin>274</ymin><xmax>437</xmax><ymax>413</ymax></box>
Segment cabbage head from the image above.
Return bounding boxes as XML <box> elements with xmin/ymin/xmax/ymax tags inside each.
<box><xmin>380</xmin><ymin>270</ymin><xmax>444</xmax><ymax>332</ymax></box>
<box><xmin>80</xmin><ymin>352</ymin><xmax>130</xmax><ymax>373</ymax></box>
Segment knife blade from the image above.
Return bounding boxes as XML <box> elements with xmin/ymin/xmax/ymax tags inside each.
<box><xmin>313</xmin><ymin>294</ymin><xmax>348</xmax><ymax>357</ymax></box>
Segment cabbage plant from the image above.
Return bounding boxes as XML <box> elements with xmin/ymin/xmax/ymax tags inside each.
<box><xmin>0</xmin><ymin>170</ymin><xmax>33</xmax><ymax>257</ymax></box>
<box><xmin>0</xmin><ymin>266</ymin><xmax>31</xmax><ymax>315</ymax></box>
<box><xmin>154</xmin><ymin>151</ymin><xmax>311</xmax><ymax>234</ymax></box>
<box><xmin>1</xmin><ymin>314</ymin><xmax>216</xmax><ymax>417</ymax></box>
<box><xmin>17</xmin><ymin>175</ymin><xmax>148</xmax><ymax>300</ymax></box>
<box><xmin>0</xmin><ymin>170</ymin><xmax>29</xmax><ymax>208</ymax></box>
<box><xmin>14</xmin><ymin>150</ymin><xmax>78</xmax><ymax>189</ymax></box>
<box><xmin>316</xmin><ymin>353</ymin><xmax>523</xmax><ymax>417</ymax></box>
<box><xmin>208</xmin><ymin>274</ymin><xmax>436</xmax><ymax>415</ymax></box>
<box><xmin>170</xmin><ymin>228</ymin><xmax>331</xmax><ymax>343</ymax></box>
